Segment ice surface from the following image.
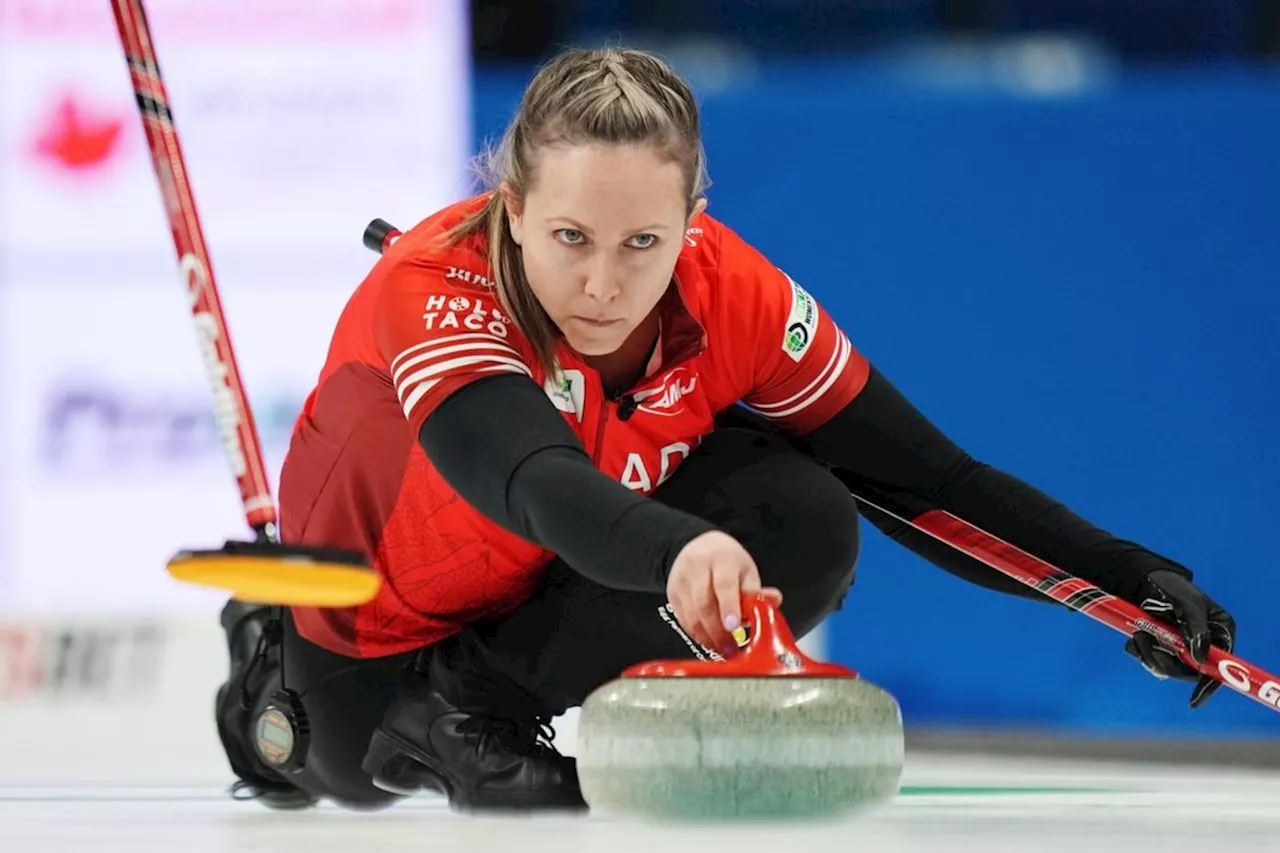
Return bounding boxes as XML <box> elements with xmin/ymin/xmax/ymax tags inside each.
<box><xmin>5</xmin><ymin>753</ymin><xmax>1279</xmax><ymax>853</ymax></box>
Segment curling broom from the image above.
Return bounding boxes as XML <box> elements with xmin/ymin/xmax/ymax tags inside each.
<box><xmin>111</xmin><ymin>0</ymin><xmax>379</xmax><ymax>608</ymax></box>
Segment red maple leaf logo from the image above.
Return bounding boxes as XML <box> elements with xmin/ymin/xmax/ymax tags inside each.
<box><xmin>32</xmin><ymin>93</ymin><xmax>126</xmax><ymax>172</ymax></box>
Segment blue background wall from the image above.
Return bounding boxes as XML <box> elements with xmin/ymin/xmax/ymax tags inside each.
<box><xmin>475</xmin><ymin>60</ymin><xmax>1280</xmax><ymax>737</ymax></box>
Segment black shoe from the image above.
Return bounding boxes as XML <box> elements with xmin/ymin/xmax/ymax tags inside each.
<box><xmin>215</xmin><ymin>600</ymin><xmax>317</xmax><ymax>811</ymax></box>
<box><xmin>362</xmin><ymin>638</ymin><xmax>586</xmax><ymax>812</ymax></box>
<box><xmin>363</xmin><ymin>684</ymin><xmax>585</xmax><ymax>812</ymax></box>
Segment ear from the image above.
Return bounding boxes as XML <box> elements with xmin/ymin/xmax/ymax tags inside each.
<box><xmin>500</xmin><ymin>182</ymin><xmax>524</xmax><ymax>246</ymax></box>
<box><xmin>687</xmin><ymin>196</ymin><xmax>708</xmax><ymax>227</ymax></box>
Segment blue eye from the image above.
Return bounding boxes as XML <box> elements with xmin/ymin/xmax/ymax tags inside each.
<box><xmin>628</xmin><ymin>234</ymin><xmax>658</xmax><ymax>249</ymax></box>
<box><xmin>555</xmin><ymin>229</ymin><xmax>585</xmax><ymax>245</ymax></box>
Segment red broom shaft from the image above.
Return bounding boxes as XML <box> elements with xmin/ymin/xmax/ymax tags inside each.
<box><xmin>913</xmin><ymin>508</ymin><xmax>1280</xmax><ymax>713</ymax></box>
<box><xmin>111</xmin><ymin>0</ymin><xmax>277</xmax><ymax>537</ymax></box>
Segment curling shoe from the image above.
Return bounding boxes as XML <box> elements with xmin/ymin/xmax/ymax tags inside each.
<box><xmin>215</xmin><ymin>600</ymin><xmax>317</xmax><ymax>811</ymax></box>
<box><xmin>362</xmin><ymin>636</ymin><xmax>586</xmax><ymax>812</ymax></box>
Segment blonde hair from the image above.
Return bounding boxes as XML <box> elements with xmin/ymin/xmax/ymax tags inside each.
<box><xmin>447</xmin><ymin>47</ymin><xmax>710</xmax><ymax>376</ymax></box>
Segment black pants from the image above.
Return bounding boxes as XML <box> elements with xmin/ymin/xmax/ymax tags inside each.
<box><xmin>252</xmin><ymin>426</ymin><xmax>861</xmax><ymax>808</ymax></box>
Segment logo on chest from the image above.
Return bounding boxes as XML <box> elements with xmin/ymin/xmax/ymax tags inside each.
<box><xmin>620</xmin><ymin>440</ymin><xmax>694</xmax><ymax>493</ymax></box>
<box><xmin>544</xmin><ymin>369</ymin><xmax>586</xmax><ymax>422</ymax></box>
<box><xmin>630</xmin><ymin>367</ymin><xmax>698</xmax><ymax>417</ymax></box>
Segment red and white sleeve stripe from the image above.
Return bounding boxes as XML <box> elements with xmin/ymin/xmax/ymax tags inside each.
<box><xmin>744</xmin><ymin>329</ymin><xmax>868</xmax><ymax>434</ymax></box>
<box><xmin>389</xmin><ymin>332</ymin><xmax>532</xmax><ymax>424</ymax></box>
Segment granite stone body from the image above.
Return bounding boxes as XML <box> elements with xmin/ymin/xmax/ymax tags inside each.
<box><xmin>577</xmin><ymin>675</ymin><xmax>904</xmax><ymax>820</ymax></box>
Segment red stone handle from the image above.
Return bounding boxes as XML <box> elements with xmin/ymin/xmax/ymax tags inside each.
<box><xmin>621</xmin><ymin>592</ymin><xmax>859</xmax><ymax>679</ymax></box>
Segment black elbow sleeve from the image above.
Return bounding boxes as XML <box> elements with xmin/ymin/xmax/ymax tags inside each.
<box><xmin>418</xmin><ymin>374</ymin><xmax>713</xmax><ymax>591</ymax></box>
<box><xmin>419</xmin><ymin>374</ymin><xmax>588</xmax><ymax>532</ymax></box>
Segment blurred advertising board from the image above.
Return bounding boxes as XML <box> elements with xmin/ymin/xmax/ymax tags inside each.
<box><xmin>0</xmin><ymin>0</ymin><xmax>472</xmax><ymax>258</ymax></box>
<box><xmin>2</xmin><ymin>277</ymin><xmax>359</xmax><ymax>613</ymax></box>
<box><xmin>0</xmin><ymin>616</ymin><xmax>229</xmax><ymax>785</ymax></box>
<box><xmin>0</xmin><ymin>0</ymin><xmax>472</xmax><ymax>613</ymax></box>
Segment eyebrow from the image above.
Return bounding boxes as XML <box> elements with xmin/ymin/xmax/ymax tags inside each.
<box><xmin>546</xmin><ymin>217</ymin><xmax>672</xmax><ymax>234</ymax></box>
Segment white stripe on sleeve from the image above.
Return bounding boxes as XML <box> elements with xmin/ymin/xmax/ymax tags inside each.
<box><xmin>392</xmin><ymin>334</ymin><xmax>533</xmax><ymax>421</ymax></box>
<box><xmin>746</xmin><ymin>332</ymin><xmax>852</xmax><ymax>420</ymax></box>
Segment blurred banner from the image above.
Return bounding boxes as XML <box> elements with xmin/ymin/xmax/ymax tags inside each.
<box><xmin>0</xmin><ymin>0</ymin><xmax>472</xmax><ymax>613</ymax></box>
<box><xmin>0</xmin><ymin>0</ymin><xmax>471</xmax><ymax>255</ymax></box>
<box><xmin>0</xmin><ymin>280</ymin><xmax>355</xmax><ymax>613</ymax></box>
<box><xmin>0</xmin><ymin>616</ymin><xmax>229</xmax><ymax>785</ymax></box>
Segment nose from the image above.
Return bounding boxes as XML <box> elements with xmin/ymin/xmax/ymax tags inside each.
<box><xmin>582</xmin><ymin>253</ymin><xmax>620</xmax><ymax>304</ymax></box>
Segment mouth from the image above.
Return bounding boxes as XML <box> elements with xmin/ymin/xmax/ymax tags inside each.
<box><xmin>572</xmin><ymin>316</ymin><xmax>623</xmax><ymax>328</ymax></box>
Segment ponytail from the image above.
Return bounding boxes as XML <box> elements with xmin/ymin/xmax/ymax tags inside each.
<box><xmin>448</xmin><ymin>192</ymin><xmax>560</xmax><ymax>378</ymax></box>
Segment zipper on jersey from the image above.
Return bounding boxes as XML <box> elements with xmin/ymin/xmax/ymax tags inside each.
<box><xmin>583</xmin><ymin>307</ymin><xmax>707</xmax><ymax>461</ymax></box>
<box><xmin>592</xmin><ymin>397</ymin><xmax>614</xmax><ymax>462</ymax></box>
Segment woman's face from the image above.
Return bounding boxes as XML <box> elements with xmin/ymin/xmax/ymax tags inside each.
<box><xmin>506</xmin><ymin>142</ymin><xmax>705</xmax><ymax>357</ymax></box>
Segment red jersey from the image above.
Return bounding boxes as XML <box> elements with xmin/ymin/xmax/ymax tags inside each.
<box><xmin>282</xmin><ymin>196</ymin><xmax>870</xmax><ymax>657</ymax></box>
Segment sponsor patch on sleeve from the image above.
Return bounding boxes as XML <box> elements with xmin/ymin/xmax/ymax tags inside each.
<box><xmin>781</xmin><ymin>272</ymin><xmax>819</xmax><ymax>362</ymax></box>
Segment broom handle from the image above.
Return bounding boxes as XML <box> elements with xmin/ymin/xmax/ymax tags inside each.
<box><xmin>112</xmin><ymin>0</ymin><xmax>278</xmax><ymax>541</ymax></box>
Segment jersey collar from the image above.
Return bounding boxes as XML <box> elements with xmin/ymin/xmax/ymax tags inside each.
<box><xmin>653</xmin><ymin>275</ymin><xmax>706</xmax><ymax>373</ymax></box>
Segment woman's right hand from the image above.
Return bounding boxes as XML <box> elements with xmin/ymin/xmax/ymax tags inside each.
<box><xmin>665</xmin><ymin>530</ymin><xmax>783</xmax><ymax>656</ymax></box>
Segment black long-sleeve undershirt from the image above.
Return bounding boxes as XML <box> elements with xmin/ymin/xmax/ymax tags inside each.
<box><xmin>419</xmin><ymin>375</ymin><xmax>714</xmax><ymax>593</ymax></box>
<box><xmin>420</xmin><ymin>368</ymin><xmax>1188</xmax><ymax>601</ymax></box>
<box><xmin>795</xmin><ymin>366</ymin><xmax>1191</xmax><ymax>603</ymax></box>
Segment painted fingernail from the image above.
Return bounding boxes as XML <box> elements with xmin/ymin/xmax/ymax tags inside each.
<box><xmin>724</xmin><ymin>614</ymin><xmax>739</xmax><ymax>631</ymax></box>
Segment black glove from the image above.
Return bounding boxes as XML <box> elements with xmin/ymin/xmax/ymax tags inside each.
<box><xmin>1123</xmin><ymin>568</ymin><xmax>1236</xmax><ymax>709</ymax></box>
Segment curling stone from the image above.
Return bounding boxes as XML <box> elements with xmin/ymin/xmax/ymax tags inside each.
<box><xmin>576</xmin><ymin>593</ymin><xmax>904</xmax><ymax>821</ymax></box>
